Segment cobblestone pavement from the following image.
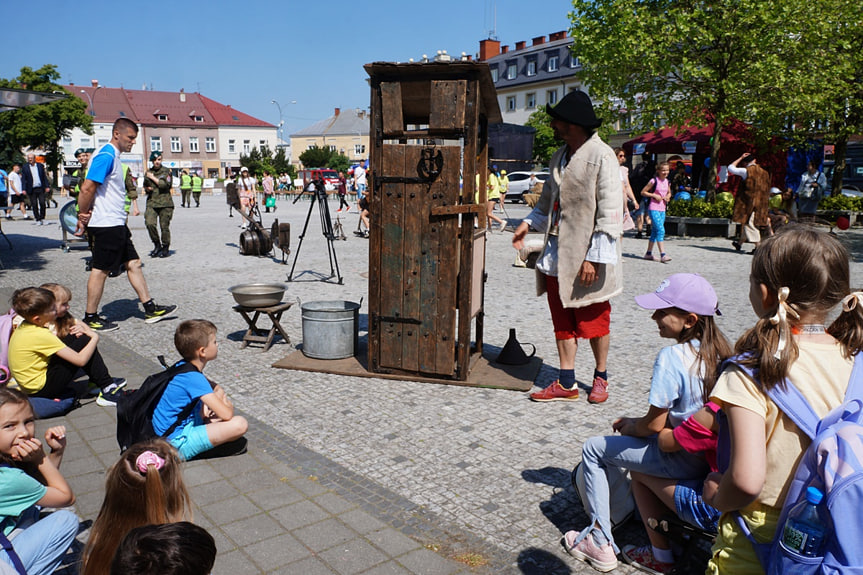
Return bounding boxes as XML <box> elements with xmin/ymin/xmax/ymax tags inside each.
<box><xmin>3</xmin><ymin>195</ymin><xmax>862</xmax><ymax>574</ymax></box>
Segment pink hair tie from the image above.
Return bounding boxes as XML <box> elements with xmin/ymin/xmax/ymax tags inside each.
<box><xmin>136</xmin><ymin>451</ymin><xmax>166</xmax><ymax>473</ymax></box>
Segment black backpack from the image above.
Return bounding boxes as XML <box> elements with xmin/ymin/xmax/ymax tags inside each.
<box><xmin>116</xmin><ymin>358</ymin><xmax>199</xmax><ymax>453</ymax></box>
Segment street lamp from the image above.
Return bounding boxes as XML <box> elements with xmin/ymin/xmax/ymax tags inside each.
<box><xmin>270</xmin><ymin>99</ymin><xmax>296</xmax><ymax>145</ymax></box>
<box><xmin>81</xmin><ymin>86</ymin><xmax>102</xmax><ymax>148</ymax></box>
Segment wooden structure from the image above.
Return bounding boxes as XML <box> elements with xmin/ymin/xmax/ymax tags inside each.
<box><xmin>364</xmin><ymin>61</ymin><xmax>502</xmax><ymax>382</ymax></box>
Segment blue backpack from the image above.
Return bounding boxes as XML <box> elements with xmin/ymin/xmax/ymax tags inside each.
<box><xmin>720</xmin><ymin>355</ymin><xmax>863</xmax><ymax>574</ymax></box>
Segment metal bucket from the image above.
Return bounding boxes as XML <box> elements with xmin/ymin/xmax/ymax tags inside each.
<box><xmin>301</xmin><ymin>300</ymin><xmax>360</xmax><ymax>359</ymax></box>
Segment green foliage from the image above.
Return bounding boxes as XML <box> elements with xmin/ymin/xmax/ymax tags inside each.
<box><xmin>525</xmin><ymin>108</ymin><xmax>560</xmax><ymax>166</ymax></box>
<box><xmin>667</xmin><ymin>198</ymin><xmax>733</xmax><ymax>218</ymax></box>
<box><xmin>298</xmin><ymin>145</ymin><xmax>350</xmax><ymax>173</ymax></box>
<box><xmin>567</xmin><ymin>0</ymin><xmax>832</xmax><ymax>193</ymax></box>
<box><xmin>298</xmin><ymin>145</ymin><xmax>332</xmax><ymax>168</ymax></box>
<box><xmin>0</xmin><ymin>64</ymin><xmax>92</xmax><ymax>185</ymax></box>
<box><xmin>240</xmin><ymin>145</ymin><xmax>297</xmax><ymax>181</ymax></box>
<box><xmin>819</xmin><ymin>194</ymin><xmax>863</xmax><ymax>212</ymax></box>
<box><xmin>272</xmin><ymin>147</ymin><xmax>296</xmax><ymax>179</ymax></box>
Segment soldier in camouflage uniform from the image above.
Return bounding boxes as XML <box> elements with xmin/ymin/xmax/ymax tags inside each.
<box><xmin>143</xmin><ymin>151</ymin><xmax>174</xmax><ymax>258</ymax></box>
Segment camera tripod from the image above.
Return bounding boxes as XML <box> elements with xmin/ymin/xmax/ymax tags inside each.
<box><xmin>287</xmin><ymin>178</ymin><xmax>343</xmax><ymax>284</ymax></box>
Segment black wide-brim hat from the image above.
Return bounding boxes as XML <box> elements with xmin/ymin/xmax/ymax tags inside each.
<box><xmin>546</xmin><ymin>90</ymin><xmax>602</xmax><ymax>129</ymax></box>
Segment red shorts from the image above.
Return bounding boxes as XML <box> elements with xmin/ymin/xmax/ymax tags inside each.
<box><xmin>545</xmin><ymin>274</ymin><xmax>611</xmax><ymax>340</ymax></box>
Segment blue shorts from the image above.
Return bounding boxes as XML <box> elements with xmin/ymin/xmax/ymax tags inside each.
<box><xmin>674</xmin><ymin>478</ymin><xmax>720</xmax><ymax>532</ymax></box>
<box><xmin>169</xmin><ymin>420</ymin><xmax>214</xmax><ymax>460</ymax></box>
<box><xmin>649</xmin><ymin>210</ymin><xmax>666</xmax><ymax>242</ymax></box>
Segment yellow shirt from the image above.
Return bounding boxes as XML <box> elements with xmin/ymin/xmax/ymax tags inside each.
<box><xmin>8</xmin><ymin>321</ymin><xmax>65</xmax><ymax>394</ymax></box>
<box><xmin>711</xmin><ymin>339</ymin><xmax>853</xmax><ymax>507</ymax></box>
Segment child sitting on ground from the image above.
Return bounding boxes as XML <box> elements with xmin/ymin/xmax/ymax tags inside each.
<box><xmin>110</xmin><ymin>522</ymin><xmax>216</xmax><ymax>575</ymax></box>
<box><xmin>624</xmin><ymin>401</ymin><xmax>722</xmax><ymax>573</ymax></box>
<box><xmin>0</xmin><ymin>388</ymin><xmax>78</xmax><ymax>575</ymax></box>
<box><xmin>564</xmin><ymin>273</ymin><xmax>731</xmax><ymax>573</ymax></box>
<box><xmin>151</xmin><ymin>319</ymin><xmax>248</xmax><ymax>460</ymax></box>
<box><xmin>8</xmin><ymin>287</ymin><xmax>125</xmax><ymax>407</ymax></box>
<box><xmin>81</xmin><ymin>439</ymin><xmax>191</xmax><ymax>575</ymax></box>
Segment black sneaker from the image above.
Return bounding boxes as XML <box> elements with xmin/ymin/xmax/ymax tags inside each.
<box><xmin>144</xmin><ymin>303</ymin><xmax>178</xmax><ymax>324</ymax></box>
<box><xmin>85</xmin><ymin>315</ymin><xmax>119</xmax><ymax>332</ymax></box>
<box><xmin>96</xmin><ymin>379</ymin><xmax>127</xmax><ymax>406</ymax></box>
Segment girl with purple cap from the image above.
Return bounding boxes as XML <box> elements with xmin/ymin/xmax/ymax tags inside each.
<box><xmin>564</xmin><ymin>273</ymin><xmax>731</xmax><ymax>573</ymax></box>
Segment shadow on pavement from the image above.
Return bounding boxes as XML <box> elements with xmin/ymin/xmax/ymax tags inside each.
<box><xmin>516</xmin><ymin>546</ymin><xmax>572</xmax><ymax>574</ymax></box>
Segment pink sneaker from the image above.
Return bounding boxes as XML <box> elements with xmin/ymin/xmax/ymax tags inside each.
<box><xmin>621</xmin><ymin>544</ymin><xmax>675</xmax><ymax>574</ymax></box>
<box><xmin>529</xmin><ymin>381</ymin><xmax>579</xmax><ymax>402</ymax></box>
<box><xmin>588</xmin><ymin>376</ymin><xmax>609</xmax><ymax>404</ymax></box>
<box><xmin>563</xmin><ymin>529</ymin><xmax>618</xmax><ymax>572</ymax></box>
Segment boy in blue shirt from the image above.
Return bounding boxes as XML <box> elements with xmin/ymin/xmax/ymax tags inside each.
<box><xmin>152</xmin><ymin>320</ymin><xmax>248</xmax><ymax>460</ymax></box>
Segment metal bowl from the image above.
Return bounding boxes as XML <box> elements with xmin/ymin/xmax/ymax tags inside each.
<box><xmin>228</xmin><ymin>283</ymin><xmax>287</xmax><ymax>307</ymax></box>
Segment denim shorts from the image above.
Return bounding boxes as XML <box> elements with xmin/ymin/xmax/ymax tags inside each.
<box><xmin>169</xmin><ymin>420</ymin><xmax>214</xmax><ymax>460</ymax></box>
<box><xmin>674</xmin><ymin>478</ymin><xmax>721</xmax><ymax>532</ymax></box>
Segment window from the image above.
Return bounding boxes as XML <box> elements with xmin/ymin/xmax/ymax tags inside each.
<box><xmin>150</xmin><ymin>137</ymin><xmax>162</xmax><ymax>152</ymax></box>
<box><xmin>189</xmin><ymin>137</ymin><xmax>199</xmax><ymax>153</ymax></box>
<box><xmin>526</xmin><ymin>60</ymin><xmax>537</xmax><ymax>76</ymax></box>
<box><xmin>243</xmin><ymin>140</ymin><xmax>251</xmax><ymax>154</ymax></box>
<box><xmin>205</xmin><ymin>137</ymin><xmax>216</xmax><ymax>152</ymax></box>
<box><xmin>63</xmin><ymin>136</ymin><xmax>72</xmax><ymax>144</ymax></box>
<box><xmin>157</xmin><ymin>114</ymin><xmax>168</xmax><ymax>121</ymax></box>
<box><xmin>192</xmin><ymin>115</ymin><xmax>204</xmax><ymax>123</ymax></box>
<box><xmin>97</xmin><ymin>138</ymin><xmax>109</xmax><ymax>147</ymax></box>
<box><xmin>506</xmin><ymin>62</ymin><xmax>517</xmax><ymax>80</ymax></box>
<box><xmin>228</xmin><ymin>139</ymin><xmax>235</xmax><ymax>153</ymax></box>
<box><xmin>570</xmin><ymin>56</ymin><xmax>580</xmax><ymax>68</ymax></box>
<box><xmin>328</xmin><ymin>145</ymin><xmax>336</xmax><ymax>152</ymax></box>
<box><xmin>354</xmin><ymin>144</ymin><xmax>366</xmax><ymax>156</ymax></box>
<box><xmin>259</xmin><ymin>140</ymin><xmax>267</xmax><ymax>148</ymax></box>
<box><xmin>79</xmin><ymin>138</ymin><xmax>90</xmax><ymax>148</ymax></box>
<box><xmin>547</xmin><ymin>89</ymin><xmax>558</xmax><ymax>105</ymax></box>
<box><xmin>490</xmin><ymin>67</ymin><xmax>499</xmax><ymax>82</ymax></box>
<box><xmin>506</xmin><ymin>96</ymin><xmax>517</xmax><ymax>112</ymax></box>
<box><xmin>548</xmin><ymin>55</ymin><xmax>559</xmax><ymax>72</ymax></box>
<box><xmin>170</xmin><ymin>136</ymin><xmax>182</xmax><ymax>153</ymax></box>
<box><xmin>526</xmin><ymin>93</ymin><xmax>536</xmax><ymax>109</ymax></box>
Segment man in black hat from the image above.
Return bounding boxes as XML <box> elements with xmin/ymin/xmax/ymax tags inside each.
<box><xmin>512</xmin><ymin>90</ymin><xmax>623</xmax><ymax>405</ymax></box>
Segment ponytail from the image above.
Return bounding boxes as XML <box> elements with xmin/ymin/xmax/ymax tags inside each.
<box><xmin>829</xmin><ymin>291</ymin><xmax>863</xmax><ymax>358</ymax></box>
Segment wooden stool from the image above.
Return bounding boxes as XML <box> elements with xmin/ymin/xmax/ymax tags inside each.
<box><xmin>232</xmin><ymin>301</ymin><xmax>294</xmax><ymax>352</ymax></box>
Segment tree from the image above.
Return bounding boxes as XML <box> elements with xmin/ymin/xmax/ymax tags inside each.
<box><xmin>0</xmin><ymin>65</ymin><xmax>92</xmax><ymax>185</ymax></box>
<box><xmin>525</xmin><ymin>108</ymin><xmax>561</xmax><ymax>166</ymax></box>
<box><xmin>568</xmin><ymin>0</ymin><xmax>814</xmax><ymax>194</ymax></box>
<box><xmin>272</xmin><ymin>147</ymin><xmax>296</xmax><ymax>180</ymax></box>
<box><xmin>298</xmin><ymin>145</ymin><xmax>350</xmax><ymax>173</ymax></box>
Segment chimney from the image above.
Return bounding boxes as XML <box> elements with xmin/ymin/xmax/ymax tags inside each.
<box><xmin>180</xmin><ymin>89</ymin><xmax>186</xmax><ymax>103</ymax></box>
<box><xmin>501</xmin><ymin>45</ymin><xmax>509</xmax><ymax>54</ymax></box>
<box><xmin>549</xmin><ymin>30</ymin><xmax>567</xmax><ymax>41</ymax></box>
<box><xmin>478</xmin><ymin>38</ymin><xmax>501</xmax><ymax>61</ymax></box>
<box><xmin>334</xmin><ymin>107</ymin><xmax>340</xmax><ymax>116</ymax></box>
<box><xmin>515</xmin><ymin>40</ymin><xmax>526</xmax><ymax>51</ymax></box>
<box><xmin>532</xmin><ymin>36</ymin><xmax>545</xmax><ymax>46</ymax></box>
<box><xmin>91</xmin><ymin>79</ymin><xmax>99</xmax><ymax>87</ymax></box>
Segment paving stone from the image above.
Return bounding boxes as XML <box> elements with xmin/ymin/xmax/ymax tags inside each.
<box><xmin>293</xmin><ymin>517</ymin><xmax>359</xmax><ymax>553</ymax></box>
<box><xmin>243</xmin><ymin>532</ymin><xmax>311</xmax><ymax>571</ymax></box>
<box><xmin>396</xmin><ymin>548</ymin><xmax>461</xmax><ymax>575</ymax></box>
<box><xmin>270</xmin><ymin>499</ymin><xmax>330</xmax><ymax>531</ymax></box>
<box><xmin>337</xmin><ymin>508</ymin><xmax>387</xmax><ymax>535</ymax></box>
<box><xmin>199</xmin><ymin>493</ymin><xmax>261</xmax><ymax>525</ymax></box>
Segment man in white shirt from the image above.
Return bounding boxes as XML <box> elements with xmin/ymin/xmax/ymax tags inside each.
<box><xmin>76</xmin><ymin>118</ymin><xmax>177</xmax><ymax>331</ymax></box>
<box><xmin>353</xmin><ymin>163</ymin><xmax>367</xmax><ymax>207</ymax></box>
<box><xmin>7</xmin><ymin>165</ymin><xmax>26</xmax><ymax>219</ymax></box>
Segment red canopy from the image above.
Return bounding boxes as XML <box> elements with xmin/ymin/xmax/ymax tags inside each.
<box><xmin>623</xmin><ymin>119</ymin><xmax>754</xmax><ymax>163</ymax></box>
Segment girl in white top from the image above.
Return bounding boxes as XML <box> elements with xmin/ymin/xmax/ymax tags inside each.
<box><xmin>705</xmin><ymin>227</ymin><xmax>863</xmax><ymax>574</ymax></box>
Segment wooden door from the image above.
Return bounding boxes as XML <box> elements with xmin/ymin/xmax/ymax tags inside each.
<box><xmin>375</xmin><ymin>144</ymin><xmax>461</xmax><ymax>376</ymax></box>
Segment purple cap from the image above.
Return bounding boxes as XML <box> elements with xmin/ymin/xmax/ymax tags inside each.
<box><xmin>634</xmin><ymin>273</ymin><xmax>721</xmax><ymax>316</ymax></box>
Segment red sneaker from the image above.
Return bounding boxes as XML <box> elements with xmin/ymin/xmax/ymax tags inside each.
<box><xmin>529</xmin><ymin>381</ymin><xmax>579</xmax><ymax>402</ymax></box>
<box><xmin>621</xmin><ymin>544</ymin><xmax>674</xmax><ymax>574</ymax></box>
<box><xmin>588</xmin><ymin>376</ymin><xmax>609</xmax><ymax>404</ymax></box>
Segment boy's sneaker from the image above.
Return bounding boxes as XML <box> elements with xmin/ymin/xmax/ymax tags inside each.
<box><xmin>563</xmin><ymin>529</ymin><xmax>618</xmax><ymax>572</ymax></box>
<box><xmin>529</xmin><ymin>380</ymin><xmax>579</xmax><ymax>402</ymax></box>
<box><xmin>95</xmin><ymin>379</ymin><xmax>127</xmax><ymax>407</ymax></box>
<box><xmin>588</xmin><ymin>375</ymin><xmax>609</xmax><ymax>404</ymax></box>
<box><xmin>85</xmin><ymin>315</ymin><xmax>119</xmax><ymax>332</ymax></box>
<box><xmin>144</xmin><ymin>303</ymin><xmax>178</xmax><ymax>324</ymax></box>
<box><xmin>621</xmin><ymin>545</ymin><xmax>675</xmax><ymax>575</ymax></box>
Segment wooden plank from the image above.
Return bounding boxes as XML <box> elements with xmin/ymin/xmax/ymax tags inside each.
<box><xmin>368</xmin><ymin>81</ymin><xmax>383</xmax><ymax>371</ymax></box>
<box><xmin>380</xmin><ymin>83</ymin><xmax>404</xmax><ymax>136</ymax></box>
<box><xmin>430</xmin><ymin>204</ymin><xmax>485</xmax><ymax>216</ymax></box>
<box><xmin>429</xmin><ymin>80</ymin><xmax>466</xmax><ymax>132</ymax></box>
<box><xmin>400</xmin><ymin>146</ymin><xmax>422</xmax><ymax>373</ymax></box>
<box><xmin>429</xmin><ymin>145</ymin><xmax>460</xmax><ymax>375</ymax></box>
<box><xmin>378</xmin><ymin>144</ymin><xmax>407</xmax><ymax>370</ymax></box>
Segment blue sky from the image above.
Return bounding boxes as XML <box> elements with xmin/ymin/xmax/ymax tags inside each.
<box><xmin>4</xmin><ymin>0</ymin><xmax>571</xmax><ymax>137</ymax></box>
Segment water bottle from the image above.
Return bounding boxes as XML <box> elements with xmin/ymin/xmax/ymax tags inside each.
<box><xmin>781</xmin><ymin>486</ymin><xmax>829</xmax><ymax>557</ymax></box>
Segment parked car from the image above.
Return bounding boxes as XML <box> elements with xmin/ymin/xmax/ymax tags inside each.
<box><xmin>504</xmin><ymin>171</ymin><xmax>550</xmax><ymax>203</ymax></box>
<box><xmin>296</xmin><ymin>168</ymin><xmax>339</xmax><ymax>191</ymax></box>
